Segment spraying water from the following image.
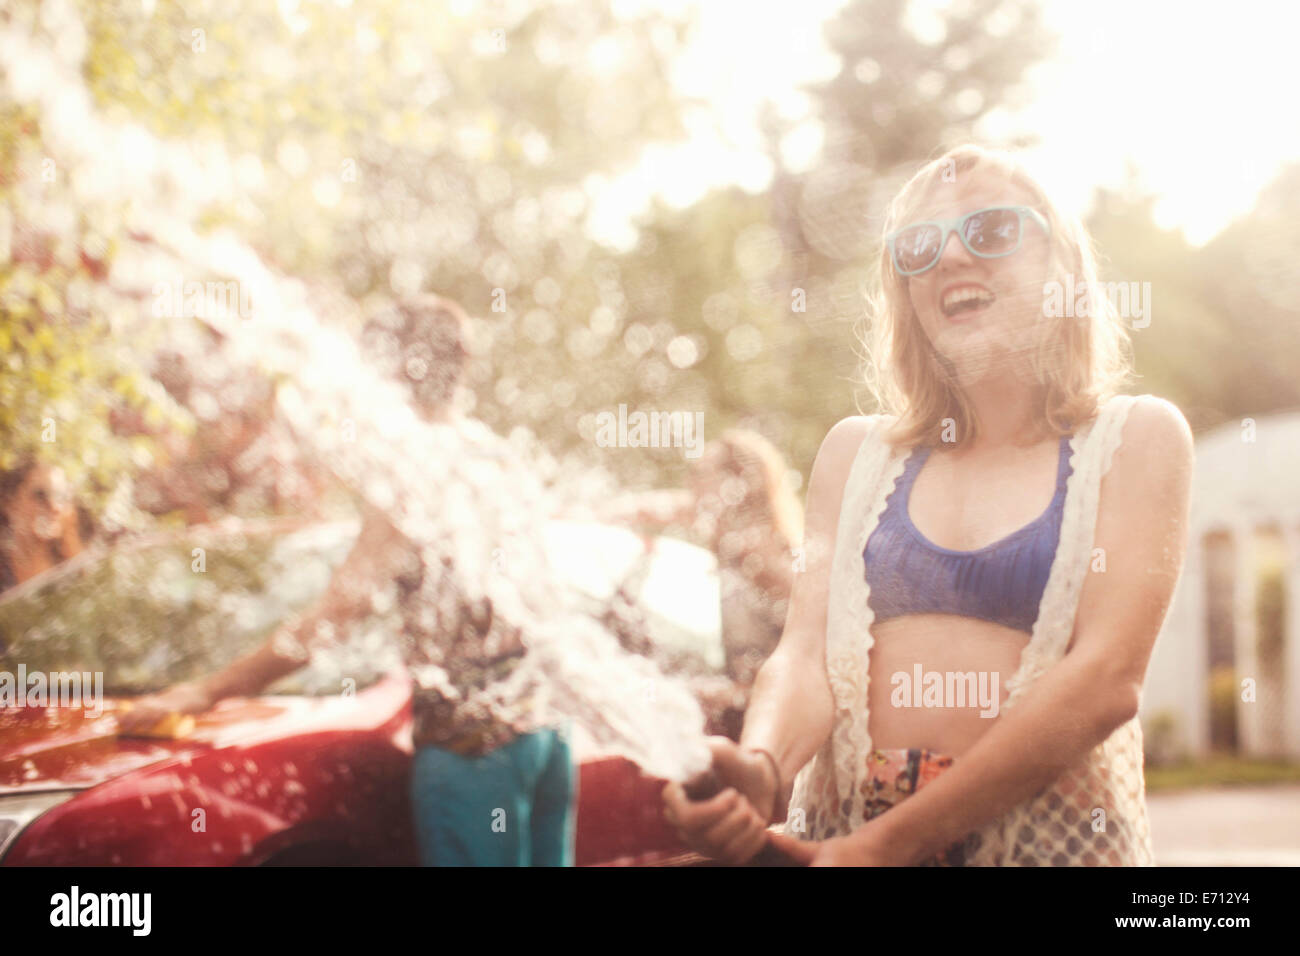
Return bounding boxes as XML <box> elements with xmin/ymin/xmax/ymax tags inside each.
<box><xmin>3</xmin><ymin>7</ymin><xmax>712</xmax><ymax>784</ymax></box>
<box><xmin>135</xmin><ymin>224</ymin><xmax>713</xmax><ymax>783</ymax></box>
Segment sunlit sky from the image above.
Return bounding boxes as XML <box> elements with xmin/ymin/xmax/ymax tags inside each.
<box><xmin>589</xmin><ymin>0</ymin><xmax>1300</xmax><ymax>249</ymax></box>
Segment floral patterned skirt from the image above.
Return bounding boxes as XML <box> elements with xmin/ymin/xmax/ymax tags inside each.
<box><xmin>863</xmin><ymin>748</ymin><xmax>985</xmax><ymax>866</ymax></box>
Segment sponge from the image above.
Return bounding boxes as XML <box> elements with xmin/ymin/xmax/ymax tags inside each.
<box><xmin>114</xmin><ymin>703</ymin><xmax>197</xmax><ymax>739</ymax></box>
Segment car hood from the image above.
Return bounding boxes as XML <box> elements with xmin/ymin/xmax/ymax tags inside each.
<box><xmin>0</xmin><ymin>700</ymin><xmax>209</xmax><ymax>794</ymax></box>
<box><xmin>0</xmin><ymin>680</ymin><xmax>410</xmax><ymax>795</ymax></box>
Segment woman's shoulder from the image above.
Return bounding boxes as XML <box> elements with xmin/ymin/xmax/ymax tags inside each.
<box><xmin>805</xmin><ymin>414</ymin><xmax>897</xmax><ymax>500</ymax></box>
<box><xmin>819</xmin><ymin>413</ymin><xmax>897</xmax><ymax>457</ymax></box>
<box><xmin>1095</xmin><ymin>393</ymin><xmax>1194</xmax><ymax>490</ymax></box>
<box><xmin>1097</xmin><ymin>393</ymin><xmax>1193</xmax><ymax>452</ymax></box>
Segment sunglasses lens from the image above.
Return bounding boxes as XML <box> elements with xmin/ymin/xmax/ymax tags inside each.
<box><xmin>894</xmin><ymin>224</ymin><xmax>942</xmax><ymax>274</ymax></box>
<box><xmin>963</xmin><ymin>208</ymin><xmax>1022</xmax><ymax>256</ymax></box>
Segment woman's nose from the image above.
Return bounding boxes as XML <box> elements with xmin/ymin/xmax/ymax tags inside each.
<box><xmin>935</xmin><ymin>228</ymin><xmax>975</xmax><ymax>269</ymax></box>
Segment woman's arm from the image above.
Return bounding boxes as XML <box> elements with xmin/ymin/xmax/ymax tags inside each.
<box><xmin>738</xmin><ymin>417</ymin><xmax>876</xmax><ymax>800</ymax></box>
<box><xmin>662</xmin><ymin>416</ymin><xmax>876</xmax><ymax>863</ymax></box>
<box><xmin>119</xmin><ymin>504</ymin><xmax>409</xmax><ymax>730</ymax></box>
<box><xmin>216</xmin><ymin>503</ymin><xmax>410</xmax><ymax>688</ymax></box>
<box><xmin>842</xmin><ymin>396</ymin><xmax>1194</xmax><ymax>865</ymax></box>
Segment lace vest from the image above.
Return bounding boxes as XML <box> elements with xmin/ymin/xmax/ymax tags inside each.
<box><xmin>788</xmin><ymin>393</ymin><xmax>1156</xmax><ymax>865</ymax></box>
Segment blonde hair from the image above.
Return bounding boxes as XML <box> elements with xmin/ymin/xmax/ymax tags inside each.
<box><xmin>706</xmin><ymin>429</ymin><xmax>804</xmax><ymax>551</ymax></box>
<box><xmin>861</xmin><ymin>145</ymin><xmax>1135</xmax><ymax>448</ymax></box>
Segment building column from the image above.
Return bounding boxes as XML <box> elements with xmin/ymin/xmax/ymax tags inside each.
<box><xmin>1233</xmin><ymin>520</ymin><xmax>1264</xmax><ymax>756</ymax></box>
<box><xmin>1282</xmin><ymin>521</ymin><xmax>1300</xmax><ymax>758</ymax></box>
<box><xmin>1181</xmin><ymin>532</ymin><xmax>1209</xmax><ymax>757</ymax></box>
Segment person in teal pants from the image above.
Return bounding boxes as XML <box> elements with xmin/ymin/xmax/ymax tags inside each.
<box><xmin>410</xmin><ymin>726</ymin><xmax>575</xmax><ymax>866</ymax></box>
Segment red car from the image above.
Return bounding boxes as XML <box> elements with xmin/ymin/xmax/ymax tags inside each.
<box><xmin>0</xmin><ymin>518</ymin><xmax>718</xmax><ymax>866</ymax></box>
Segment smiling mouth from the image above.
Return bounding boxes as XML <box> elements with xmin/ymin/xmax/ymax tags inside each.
<box><xmin>940</xmin><ymin>285</ymin><xmax>996</xmax><ymax>319</ymax></box>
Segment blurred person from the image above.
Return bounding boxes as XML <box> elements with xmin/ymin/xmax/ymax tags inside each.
<box><xmin>664</xmin><ymin>145</ymin><xmax>1194</xmax><ymax>866</ymax></box>
<box><xmin>600</xmin><ymin>430</ymin><xmax>803</xmax><ymax>739</ymax></box>
<box><xmin>121</xmin><ymin>294</ymin><xmax>576</xmax><ymax>866</ymax></box>
<box><xmin>0</xmin><ymin>458</ymin><xmax>88</xmax><ymax>593</ymax></box>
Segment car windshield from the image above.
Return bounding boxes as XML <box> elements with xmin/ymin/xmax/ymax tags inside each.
<box><xmin>0</xmin><ymin>519</ymin><xmax>401</xmax><ymax>697</ymax></box>
<box><xmin>542</xmin><ymin>520</ymin><xmax>723</xmax><ymax>673</ymax></box>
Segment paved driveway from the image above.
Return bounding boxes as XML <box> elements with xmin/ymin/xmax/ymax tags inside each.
<box><xmin>1147</xmin><ymin>784</ymin><xmax>1300</xmax><ymax>866</ymax></box>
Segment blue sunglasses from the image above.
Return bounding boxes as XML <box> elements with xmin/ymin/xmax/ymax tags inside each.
<box><xmin>887</xmin><ymin>205</ymin><xmax>1051</xmax><ymax>277</ymax></box>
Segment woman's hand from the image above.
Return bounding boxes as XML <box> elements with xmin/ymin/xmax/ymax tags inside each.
<box><xmin>117</xmin><ymin>681</ymin><xmax>215</xmax><ymax>734</ymax></box>
<box><xmin>765</xmin><ymin>832</ymin><xmax>890</xmax><ymax>866</ymax></box>
<box><xmin>662</xmin><ymin>783</ymin><xmax>770</xmax><ymax>865</ymax></box>
<box><xmin>661</xmin><ymin>737</ymin><xmax>779</xmax><ymax>864</ymax></box>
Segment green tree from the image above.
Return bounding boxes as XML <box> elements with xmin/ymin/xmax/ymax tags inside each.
<box><xmin>1088</xmin><ymin>163</ymin><xmax>1300</xmax><ymax>430</ymax></box>
<box><xmin>0</xmin><ymin>95</ymin><xmax>182</xmax><ymax>513</ymax></box>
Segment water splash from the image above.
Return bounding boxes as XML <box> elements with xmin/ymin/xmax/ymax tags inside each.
<box><xmin>3</xmin><ymin>5</ymin><xmax>711</xmax><ymax>783</ymax></box>
<box><xmin>137</xmin><ymin>224</ymin><xmax>712</xmax><ymax>783</ymax></box>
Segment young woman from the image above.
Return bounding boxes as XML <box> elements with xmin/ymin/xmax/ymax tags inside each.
<box><xmin>662</xmin><ymin>145</ymin><xmax>1194</xmax><ymax>866</ymax></box>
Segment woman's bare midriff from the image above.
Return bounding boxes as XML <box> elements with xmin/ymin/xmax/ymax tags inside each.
<box><xmin>867</xmin><ymin>612</ymin><xmax>1030</xmax><ymax>757</ymax></box>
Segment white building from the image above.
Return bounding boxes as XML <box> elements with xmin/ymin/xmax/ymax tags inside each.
<box><xmin>1141</xmin><ymin>411</ymin><xmax>1300</xmax><ymax>760</ymax></box>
